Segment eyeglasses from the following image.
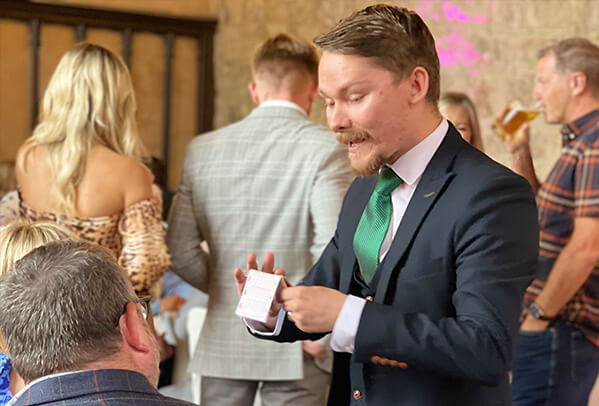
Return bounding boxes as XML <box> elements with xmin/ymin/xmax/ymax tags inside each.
<box><xmin>118</xmin><ymin>296</ymin><xmax>153</xmax><ymax>326</ymax></box>
<box><xmin>136</xmin><ymin>296</ymin><xmax>153</xmax><ymax>320</ymax></box>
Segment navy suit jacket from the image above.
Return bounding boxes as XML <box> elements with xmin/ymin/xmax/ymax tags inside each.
<box><xmin>9</xmin><ymin>369</ymin><xmax>195</xmax><ymax>406</ymax></box>
<box><xmin>261</xmin><ymin>126</ymin><xmax>539</xmax><ymax>405</ymax></box>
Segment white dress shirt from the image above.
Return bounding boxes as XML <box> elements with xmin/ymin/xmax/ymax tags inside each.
<box><xmin>247</xmin><ymin>118</ymin><xmax>449</xmax><ymax>353</ymax></box>
<box><xmin>259</xmin><ymin>100</ymin><xmax>307</xmax><ymax>116</ymax></box>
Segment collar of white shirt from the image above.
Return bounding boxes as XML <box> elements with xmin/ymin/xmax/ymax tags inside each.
<box><xmin>388</xmin><ymin>118</ymin><xmax>448</xmax><ymax>184</ymax></box>
<box><xmin>258</xmin><ymin>100</ymin><xmax>307</xmax><ymax>117</ymax></box>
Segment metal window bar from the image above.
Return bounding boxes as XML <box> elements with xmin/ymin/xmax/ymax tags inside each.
<box><xmin>0</xmin><ymin>0</ymin><xmax>216</xmax><ymax>192</ymax></box>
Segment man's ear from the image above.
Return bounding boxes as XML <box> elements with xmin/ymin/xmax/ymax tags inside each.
<box><xmin>119</xmin><ymin>302</ymin><xmax>152</xmax><ymax>354</ymax></box>
<box><xmin>570</xmin><ymin>72</ymin><xmax>587</xmax><ymax>97</ymax></box>
<box><xmin>407</xmin><ymin>66</ymin><xmax>430</xmax><ymax>104</ymax></box>
<box><xmin>248</xmin><ymin>81</ymin><xmax>261</xmax><ymax>105</ymax></box>
<box><xmin>307</xmin><ymin>81</ymin><xmax>319</xmax><ymax>106</ymax></box>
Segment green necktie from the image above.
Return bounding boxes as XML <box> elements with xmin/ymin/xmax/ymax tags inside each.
<box><xmin>353</xmin><ymin>166</ymin><xmax>403</xmax><ymax>284</ymax></box>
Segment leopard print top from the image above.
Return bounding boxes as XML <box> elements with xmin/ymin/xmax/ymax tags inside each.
<box><xmin>18</xmin><ymin>195</ymin><xmax>170</xmax><ymax>297</ymax></box>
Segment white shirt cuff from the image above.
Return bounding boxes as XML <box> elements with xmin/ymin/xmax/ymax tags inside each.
<box><xmin>244</xmin><ymin>308</ymin><xmax>286</xmax><ymax>336</ymax></box>
<box><xmin>330</xmin><ymin>295</ymin><xmax>366</xmax><ymax>353</ymax></box>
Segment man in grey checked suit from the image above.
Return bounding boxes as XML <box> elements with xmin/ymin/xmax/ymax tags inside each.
<box><xmin>0</xmin><ymin>240</ymin><xmax>195</xmax><ymax>406</ymax></box>
<box><xmin>167</xmin><ymin>33</ymin><xmax>352</xmax><ymax>406</ymax></box>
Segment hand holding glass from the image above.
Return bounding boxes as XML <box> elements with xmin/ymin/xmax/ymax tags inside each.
<box><xmin>494</xmin><ymin>100</ymin><xmax>539</xmax><ymax>141</ymax></box>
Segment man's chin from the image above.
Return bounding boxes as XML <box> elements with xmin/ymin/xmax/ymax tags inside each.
<box><xmin>349</xmin><ymin>154</ymin><xmax>385</xmax><ymax>178</ymax></box>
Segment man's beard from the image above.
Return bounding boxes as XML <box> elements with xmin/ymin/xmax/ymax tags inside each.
<box><xmin>336</xmin><ymin>130</ymin><xmax>385</xmax><ymax>178</ymax></box>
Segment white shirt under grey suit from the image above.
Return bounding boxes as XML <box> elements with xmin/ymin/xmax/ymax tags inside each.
<box><xmin>167</xmin><ymin>101</ymin><xmax>353</xmax><ymax>381</ymax></box>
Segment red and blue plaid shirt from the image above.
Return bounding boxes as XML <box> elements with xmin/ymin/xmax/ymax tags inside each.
<box><xmin>524</xmin><ymin>109</ymin><xmax>599</xmax><ymax>347</ymax></box>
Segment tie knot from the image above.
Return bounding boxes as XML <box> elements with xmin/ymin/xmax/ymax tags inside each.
<box><xmin>375</xmin><ymin>166</ymin><xmax>402</xmax><ymax>195</ymax></box>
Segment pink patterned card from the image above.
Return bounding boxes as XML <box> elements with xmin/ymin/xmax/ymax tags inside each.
<box><xmin>235</xmin><ymin>270</ymin><xmax>285</xmax><ymax>323</ymax></box>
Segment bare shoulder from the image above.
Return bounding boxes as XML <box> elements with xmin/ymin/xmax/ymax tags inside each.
<box><xmin>15</xmin><ymin>142</ymin><xmax>43</xmax><ymax>178</ymax></box>
<box><xmin>15</xmin><ymin>143</ymin><xmax>50</xmax><ymax>204</ymax></box>
<box><xmin>118</xmin><ymin>156</ymin><xmax>154</xmax><ymax>207</ymax></box>
<box><xmin>83</xmin><ymin>146</ymin><xmax>153</xmax><ymax>212</ymax></box>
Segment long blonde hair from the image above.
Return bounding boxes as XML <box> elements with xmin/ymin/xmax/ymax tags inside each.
<box><xmin>17</xmin><ymin>42</ymin><xmax>144</xmax><ymax>215</ymax></box>
<box><xmin>0</xmin><ymin>221</ymin><xmax>74</xmax><ymax>276</ymax></box>
<box><xmin>0</xmin><ymin>221</ymin><xmax>74</xmax><ymax>353</ymax></box>
<box><xmin>439</xmin><ymin>91</ymin><xmax>484</xmax><ymax>151</ymax></box>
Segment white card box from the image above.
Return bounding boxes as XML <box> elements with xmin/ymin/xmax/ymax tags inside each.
<box><xmin>235</xmin><ymin>270</ymin><xmax>285</xmax><ymax>323</ymax></box>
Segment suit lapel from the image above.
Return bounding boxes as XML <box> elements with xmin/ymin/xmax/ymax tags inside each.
<box><xmin>374</xmin><ymin>128</ymin><xmax>462</xmax><ymax>301</ymax></box>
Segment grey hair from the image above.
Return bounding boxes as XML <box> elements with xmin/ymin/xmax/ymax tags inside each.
<box><xmin>0</xmin><ymin>239</ymin><xmax>137</xmax><ymax>382</ymax></box>
<box><xmin>539</xmin><ymin>38</ymin><xmax>599</xmax><ymax>97</ymax></box>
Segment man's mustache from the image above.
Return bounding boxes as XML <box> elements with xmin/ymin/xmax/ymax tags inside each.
<box><xmin>336</xmin><ymin>130</ymin><xmax>372</xmax><ymax>144</ymax></box>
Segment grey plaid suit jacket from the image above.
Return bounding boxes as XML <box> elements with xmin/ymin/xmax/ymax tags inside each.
<box><xmin>167</xmin><ymin>105</ymin><xmax>352</xmax><ymax>380</ymax></box>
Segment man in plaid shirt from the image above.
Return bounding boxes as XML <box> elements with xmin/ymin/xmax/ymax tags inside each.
<box><xmin>499</xmin><ymin>38</ymin><xmax>599</xmax><ymax>406</ymax></box>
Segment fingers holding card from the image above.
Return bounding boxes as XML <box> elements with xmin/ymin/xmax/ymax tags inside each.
<box><xmin>235</xmin><ymin>270</ymin><xmax>286</xmax><ymax>324</ymax></box>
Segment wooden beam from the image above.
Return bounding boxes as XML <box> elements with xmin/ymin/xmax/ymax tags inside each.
<box><xmin>0</xmin><ymin>0</ymin><xmax>216</xmax><ymax>38</ymax></box>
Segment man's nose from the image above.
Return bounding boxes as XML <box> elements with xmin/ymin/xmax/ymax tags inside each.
<box><xmin>328</xmin><ymin>105</ymin><xmax>351</xmax><ymax>132</ymax></box>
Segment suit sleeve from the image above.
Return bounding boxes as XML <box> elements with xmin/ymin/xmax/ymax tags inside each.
<box><xmin>354</xmin><ymin>173</ymin><xmax>539</xmax><ymax>384</ymax></box>
<box><xmin>309</xmin><ymin>142</ymin><xmax>353</xmax><ymax>263</ymax></box>
<box><xmin>166</xmin><ymin>145</ymin><xmax>209</xmax><ymax>293</ymax></box>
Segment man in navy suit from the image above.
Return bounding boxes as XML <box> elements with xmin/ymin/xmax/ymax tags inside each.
<box><xmin>235</xmin><ymin>5</ymin><xmax>539</xmax><ymax>405</ymax></box>
<box><xmin>0</xmin><ymin>240</ymin><xmax>194</xmax><ymax>406</ymax></box>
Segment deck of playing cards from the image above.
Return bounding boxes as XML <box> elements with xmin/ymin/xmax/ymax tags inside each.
<box><xmin>235</xmin><ymin>270</ymin><xmax>286</xmax><ymax>323</ymax></box>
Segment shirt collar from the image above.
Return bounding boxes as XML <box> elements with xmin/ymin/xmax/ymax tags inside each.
<box><xmin>561</xmin><ymin>109</ymin><xmax>599</xmax><ymax>145</ymax></box>
<box><xmin>387</xmin><ymin>118</ymin><xmax>448</xmax><ymax>185</ymax></box>
<box><xmin>258</xmin><ymin>100</ymin><xmax>307</xmax><ymax>117</ymax></box>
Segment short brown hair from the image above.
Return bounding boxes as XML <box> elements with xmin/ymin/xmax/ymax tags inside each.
<box><xmin>539</xmin><ymin>38</ymin><xmax>599</xmax><ymax>97</ymax></box>
<box><xmin>314</xmin><ymin>4</ymin><xmax>440</xmax><ymax>103</ymax></box>
<box><xmin>252</xmin><ymin>33</ymin><xmax>319</xmax><ymax>86</ymax></box>
<box><xmin>0</xmin><ymin>240</ymin><xmax>136</xmax><ymax>381</ymax></box>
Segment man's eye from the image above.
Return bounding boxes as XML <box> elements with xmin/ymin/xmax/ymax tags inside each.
<box><xmin>349</xmin><ymin>95</ymin><xmax>364</xmax><ymax>103</ymax></box>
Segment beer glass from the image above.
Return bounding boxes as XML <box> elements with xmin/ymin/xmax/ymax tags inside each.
<box><xmin>495</xmin><ymin>100</ymin><xmax>539</xmax><ymax>141</ymax></box>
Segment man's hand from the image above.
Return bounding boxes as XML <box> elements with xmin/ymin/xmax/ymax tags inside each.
<box><xmin>233</xmin><ymin>252</ymin><xmax>287</xmax><ymax>297</ymax></box>
<box><xmin>233</xmin><ymin>252</ymin><xmax>288</xmax><ymax>330</ymax></box>
<box><xmin>505</xmin><ymin>122</ymin><xmax>531</xmax><ymax>154</ymax></box>
<box><xmin>493</xmin><ymin>106</ymin><xmax>540</xmax><ymax>192</ymax></box>
<box><xmin>281</xmin><ymin>286</ymin><xmax>347</xmax><ymax>333</ymax></box>
<box><xmin>302</xmin><ymin>340</ymin><xmax>328</xmax><ymax>360</ymax></box>
<box><xmin>520</xmin><ymin>314</ymin><xmax>550</xmax><ymax>332</ymax></box>
<box><xmin>494</xmin><ymin>106</ymin><xmax>531</xmax><ymax>153</ymax></box>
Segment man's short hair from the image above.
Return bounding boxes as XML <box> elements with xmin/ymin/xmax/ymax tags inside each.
<box><xmin>313</xmin><ymin>4</ymin><xmax>440</xmax><ymax>103</ymax></box>
<box><xmin>252</xmin><ymin>33</ymin><xmax>319</xmax><ymax>86</ymax></box>
<box><xmin>539</xmin><ymin>38</ymin><xmax>599</xmax><ymax>97</ymax></box>
<box><xmin>0</xmin><ymin>240</ymin><xmax>137</xmax><ymax>382</ymax></box>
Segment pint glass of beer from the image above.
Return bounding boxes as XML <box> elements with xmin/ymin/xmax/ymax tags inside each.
<box><xmin>495</xmin><ymin>101</ymin><xmax>539</xmax><ymax>141</ymax></box>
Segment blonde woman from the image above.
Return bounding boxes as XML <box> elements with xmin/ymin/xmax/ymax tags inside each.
<box><xmin>439</xmin><ymin>91</ymin><xmax>484</xmax><ymax>151</ymax></box>
<box><xmin>15</xmin><ymin>42</ymin><xmax>169</xmax><ymax>297</ymax></box>
<box><xmin>0</xmin><ymin>221</ymin><xmax>74</xmax><ymax>403</ymax></box>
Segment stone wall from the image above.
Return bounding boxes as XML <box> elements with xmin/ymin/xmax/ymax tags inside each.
<box><xmin>211</xmin><ymin>0</ymin><xmax>599</xmax><ymax>181</ymax></box>
<box><xmin>3</xmin><ymin>0</ymin><xmax>599</xmax><ymax>186</ymax></box>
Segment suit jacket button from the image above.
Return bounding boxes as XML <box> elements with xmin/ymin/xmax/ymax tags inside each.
<box><xmin>353</xmin><ymin>390</ymin><xmax>361</xmax><ymax>400</ymax></box>
<box><xmin>365</xmin><ymin>296</ymin><xmax>373</xmax><ymax>301</ymax></box>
